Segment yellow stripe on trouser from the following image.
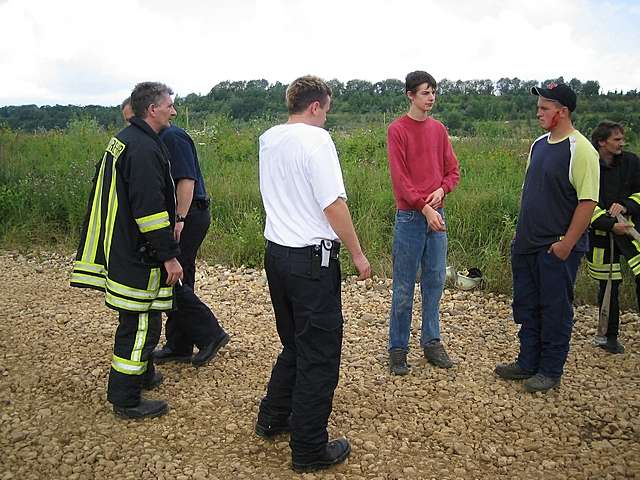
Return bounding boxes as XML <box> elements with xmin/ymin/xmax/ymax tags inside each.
<box><xmin>131</xmin><ymin>312</ymin><xmax>148</xmax><ymax>362</ymax></box>
<box><xmin>111</xmin><ymin>355</ymin><xmax>146</xmax><ymax>375</ymax></box>
<box><xmin>111</xmin><ymin>312</ymin><xmax>149</xmax><ymax>375</ymax></box>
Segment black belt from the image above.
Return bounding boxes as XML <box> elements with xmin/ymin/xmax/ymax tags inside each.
<box><xmin>266</xmin><ymin>240</ymin><xmax>340</xmax><ymax>259</ymax></box>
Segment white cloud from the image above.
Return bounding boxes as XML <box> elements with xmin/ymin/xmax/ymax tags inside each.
<box><xmin>0</xmin><ymin>0</ymin><xmax>638</xmax><ymax>106</ymax></box>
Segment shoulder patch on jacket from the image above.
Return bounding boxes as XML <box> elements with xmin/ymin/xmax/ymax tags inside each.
<box><xmin>106</xmin><ymin>137</ymin><xmax>126</xmax><ymax>159</ymax></box>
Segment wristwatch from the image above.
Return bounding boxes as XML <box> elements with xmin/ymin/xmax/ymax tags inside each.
<box><xmin>176</xmin><ymin>214</ymin><xmax>187</xmax><ymax>223</ymax></box>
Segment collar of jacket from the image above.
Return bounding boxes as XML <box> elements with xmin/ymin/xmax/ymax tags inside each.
<box><xmin>128</xmin><ymin>116</ymin><xmax>170</xmax><ymax>157</ymax></box>
<box><xmin>600</xmin><ymin>153</ymin><xmax>622</xmax><ymax>169</ymax></box>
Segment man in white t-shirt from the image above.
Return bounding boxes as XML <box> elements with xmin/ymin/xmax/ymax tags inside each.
<box><xmin>256</xmin><ymin>75</ymin><xmax>371</xmax><ymax>473</ymax></box>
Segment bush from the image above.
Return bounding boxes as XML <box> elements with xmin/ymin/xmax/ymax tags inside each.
<box><xmin>2</xmin><ymin>119</ymin><xmax>638</xmax><ymax>307</ymax></box>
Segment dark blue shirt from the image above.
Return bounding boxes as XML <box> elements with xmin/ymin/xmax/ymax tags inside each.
<box><xmin>513</xmin><ymin>131</ymin><xmax>599</xmax><ymax>254</ymax></box>
<box><xmin>159</xmin><ymin>125</ymin><xmax>208</xmax><ymax>201</ymax></box>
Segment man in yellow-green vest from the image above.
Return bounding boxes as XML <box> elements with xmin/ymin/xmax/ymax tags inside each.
<box><xmin>71</xmin><ymin>81</ymin><xmax>183</xmax><ymax>419</ymax></box>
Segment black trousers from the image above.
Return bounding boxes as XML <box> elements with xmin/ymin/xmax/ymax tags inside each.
<box><xmin>258</xmin><ymin>241</ymin><xmax>343</xmax><ymax>463</ymax></box>
<box><xmin>595</xmin><ymin>234</ymin><xmax>640</xmax><ymax>339</ymax></box>
<box><xmin>597</xmin><ymin>278</ymin><xmax>640</xmax><ymax>339</ymax></box>
<box><xmin>107</xmin><ymin>310</ymin><xmax>162</xmax><ymax>407</ymax></box>
<box><xmin>165</xmin><ymin>206</ymin><xmax>224</xmax><ymax>353</ymax></box>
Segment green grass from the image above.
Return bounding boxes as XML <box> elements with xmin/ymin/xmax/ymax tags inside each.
<box><xmin>1</xmin><ymin>117</ymin><xmax>638</xmax><ymax>308</ymax></box>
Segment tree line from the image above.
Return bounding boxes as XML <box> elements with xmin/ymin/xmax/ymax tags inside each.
<box><xmin>1</xmin><ymin>76</ymin><xmax>639</xmax><ymax>138</ymax></box>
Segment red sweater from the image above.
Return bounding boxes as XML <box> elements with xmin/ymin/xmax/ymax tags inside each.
<box><xmin>387</xmin><ymin>115</ymin><xmax>460</xmax><ymax>210</ymax></box>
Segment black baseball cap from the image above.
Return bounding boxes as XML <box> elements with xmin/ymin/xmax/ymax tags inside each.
<box><xmin>531</xmin><ymin>83</ymin><xmax>577</xmax><ymax>112</ymax></box>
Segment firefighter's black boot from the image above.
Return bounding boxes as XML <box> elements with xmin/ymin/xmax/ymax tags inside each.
<box><xmin>113</xmin><ymin>398</ymin><xmax>169</xmax><ymax>419</ymax></box>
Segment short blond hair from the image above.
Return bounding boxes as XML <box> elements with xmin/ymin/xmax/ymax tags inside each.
<box><xmin>286</xmin><ymin>75</ymin><xmax>332</xmax><ymax>114</ymax></box>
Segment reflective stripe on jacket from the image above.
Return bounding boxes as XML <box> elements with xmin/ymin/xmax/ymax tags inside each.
<box><xmin>70</xmin><ymin>117</ymin><xmax>180</xmax><ymax>313</ymax></box>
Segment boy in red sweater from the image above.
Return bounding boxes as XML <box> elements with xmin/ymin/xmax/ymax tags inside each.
<box><xmin>387</xmin><ymin>71</ymin><xmax>460</xmax><ymax>375</ymax></box>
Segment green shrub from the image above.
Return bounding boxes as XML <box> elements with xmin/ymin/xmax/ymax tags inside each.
<box><xmin>2</xmin><ymin>119</ymin><xmax>638</xmax><ymax>307</ymax></box>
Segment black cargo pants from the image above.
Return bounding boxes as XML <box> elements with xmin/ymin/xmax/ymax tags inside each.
<box><xmin>165</xmin><ymin>205</ymin><xmax>224</xmax><ymax>353</ymax></box>
<box><xmin>258</xmin><ymin>240</ymin><xmax>343</xmax><ymax>464</ymax></box>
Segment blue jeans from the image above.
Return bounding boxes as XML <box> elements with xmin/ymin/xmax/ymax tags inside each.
<box><xmin>388</xmin><ymin>209</ymin><xmax>447</xmax><ymax>351</ymax></box>
<box><xmin>512</xmin><ymin>248</ymin><xmax>582</xmax><ymax>378</ymax></box>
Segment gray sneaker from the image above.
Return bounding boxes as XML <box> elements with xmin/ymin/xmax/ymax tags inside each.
<box><xmin>423</xmin><ymin>341</ymin><xmax>454</xmax><ymax>369</ymax></box>
<box><xmin>523</xmin><ymin>373</ymin><xmax>561</xmax><ymax>393</ymax></box>
<box><xmin>389</xmin><ymin>348</ymin><xmax>409</xmax><ymax>375</ymax></box>
<box><xmin>494</xmin><ymin>361</ymin><xmax>535</xmax><ymax>380</ymax></box>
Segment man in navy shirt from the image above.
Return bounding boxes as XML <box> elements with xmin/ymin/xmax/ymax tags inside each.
<box><xmin>157</xmin><ymin>124</ymin><xmax>229</xmax><ymax>367</ymax></box>
<box><xmin>494</xmin><ymin>83</ymin><xmax>599</xmax><ymax>393</ymax></box>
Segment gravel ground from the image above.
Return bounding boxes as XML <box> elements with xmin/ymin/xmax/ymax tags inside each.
<box><xmin>0</xmin><ymin>251</ymin><xmax>639</xmax><ymax>480</ymax></box>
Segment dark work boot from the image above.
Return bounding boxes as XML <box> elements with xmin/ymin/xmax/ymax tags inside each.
<box><xmin>600</xmin><ymin>337</ymin><xmax>625</xmax><ymax>354</ymax></box>
<box><xmin>142</xmin><ymin>371</ymin><xmax>164</xmax><ymax>391</ymax></box>
<box><xmin>423</xmin><ymin>341</ymin><xmax>454</xmax><ymax>368</ymax></box>
<box><xmin>523</xmin><ymin>373</ymin><xmax>561</xmax><ymax>393</ymax></box>
<box><xmin>192</xmin><ymin>332</ymin><xmax>230</xmax><ymax>367</ymax></box>
<box><xmin>291</xmin><ymin>438</ymin><xmax>351</xmax><ymax>473</ymax></box>
<box><xmin>494</xmin><ymin>361</ymin><xmax>535</xmax><ymax>380</ymax></box>
<box><xmin>389</xmin><ymin>348</ymin><xmax>409</xmax><ymax>375</ymax></box>
<box><xmin>153</xmin><ymin>345</ymin><xmax>192</xmax><ymax>364</ymax></box>
<box><xmin>113</xmin><ymin>398</ymin><xmax>169</xmax><ymax>419</ymax></box>
<box><xmin>255</xmin><ymin>414</ymin><xmax>291</xmax><ymax>439</ymax></box>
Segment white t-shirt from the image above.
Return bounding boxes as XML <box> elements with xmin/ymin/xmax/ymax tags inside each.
<box><xmin>259</xmin><ymin>123</ymin><xmax>347</xmax><ymax>247</ymax></box>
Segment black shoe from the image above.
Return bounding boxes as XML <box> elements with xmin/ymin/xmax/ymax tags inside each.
<box><xmin>494</xmin><ymin>361</ymin><xmax>535</xmax><ymax>380</ymax></box>
<box><xmin>255</xmin><ymin>416</ymin><xmax>291</xmax><ymax>439</ymax></box>
<box><xmin>113</xmin><ymin>398</ymin><xmax>169</xmax><ymax>419</ymax></box>
<box><xmin>523</xmin><ymin>373</ymin><xmax>561</xmax><ymax>393</ymax></box>
<box><xmin>192</xmin><ymin>332</ymin><xmax>230</xmax><ymax>367</ymax></box>
<box><xmin>142</xmin><ymin>371</ymin><xmax>164</xmax><ymax>390</ymax></box>
<box><xmin>292</xmin><ymin>438</ymin><xmax>351</xmax><ymax>473</ymax></box>
<box><xmin>153</xmin><ymin>346</ymin><xmax>192</xmax><ymax>365</ymax></box>
<box><xmin>389</xmin><ymin>348</ymin><xmax>409</xmax><ymax>375</ymax></box>
<box><xmin>600</xmin><ymin>338</ymin><xmax>625</xmax><ymax>354</ymax></box>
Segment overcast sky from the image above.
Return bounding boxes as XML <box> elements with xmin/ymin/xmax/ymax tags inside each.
<box><xmin>1</xmin><ymin>0</ymin><xmax>639</xmax><ymax>107</ymax></box>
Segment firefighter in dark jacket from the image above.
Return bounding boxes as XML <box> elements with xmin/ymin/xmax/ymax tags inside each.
<box><xmin>121</xmin><ymin>98</ymin><xmax>229</xmax><ymax>367</ymax></box>
<box><xmin>587</xmin><ymin>121</ymin><xmax>640</xmax><ymax>354</ymax></box>
<box><xmin>71</xmin><ymin>82</ymin><xmax>183</xmax><ymax>419</ymax></box>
